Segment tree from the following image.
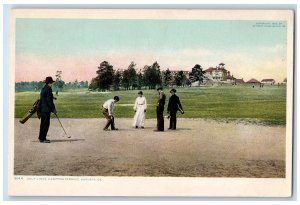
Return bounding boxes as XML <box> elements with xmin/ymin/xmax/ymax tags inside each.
<box><xmin>113</xmin><ymin>69</ymin><xmax>122</xmax><ymax>90</ymax></box>
<box><xmin>88</xmin><ymin>78</ymin><xmax>98</xmax><ymax>91</ymax></box>
<box><xmin>143</xmin><ymin>61</ymin><xmax>162</xmax><ymax>89</ymax></box>
<box><xmin>77</xmin><ymin>81</ymin><xmax>88</xmax><ymax>88</ymax></box>
<box><xmin>127</xmin><ymin>62</ymin><xmax>138</xmax><ymax>89</ymax></box>
<box><xmin>182</xmin><ymin>74</ymin><xmax>189</xmax><ymax>86</ymax></box>
<box><xmin>121</xmin><ymin>69</ymin><xmax>130</xmax><ymax>90</ymax></box>
<box><xmin>74</xmin><ymin>79</ymin><xmax>79</xmax><ymax>88</ymax></box>
<box><xmin>121</xmin><ymin>62</ymin><xmax>138</xmax><ymax>90</ymax></box>
<box><xmin>162</xmin><ymin>68</ymin><xmax>173</xmax><ymax>87</ymax></box>
<box><xmin>54</xmin><ymin>70</ymin><xmax>65</xmax><ymax>91</ymax></box>
<box><xmin>95</xmin><ymin>61</ymin><xmax>114</xmax><ymax>91</ymax></box>
<box><xmin>137</xmin><ymin>69</ymin><xmax>144</xmax><ymax>89</ymax></box>
<box><xmin>37</xmin><ymin>81</ymin><xmax>44</xmax><ymax>90</ymax></box>
<box><xmin>189</xmin><ymin>64</ymin><xmax>205</xmax><ymax>86</ymax></box>
<box><xmin>15</xmin><ymin>81</ymin><xmax>44</xmax><ymax>92</ymax></box>
<box><xmin>174</xmin><ymin>70</ymin><xmax>188</xmax><ymax>87</ymax></box>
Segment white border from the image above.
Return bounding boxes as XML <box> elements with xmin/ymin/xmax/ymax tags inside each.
<box><xmin>8</xmin><ymin>8</ymin><xmax>294</xmax><ymax>197</ymax></box>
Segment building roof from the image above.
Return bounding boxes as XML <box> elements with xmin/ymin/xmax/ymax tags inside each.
<box><xmin>261</xmin><ymin>79</ymin><xmax>275</xmax><ymax>82</ymax></box>
<box><xmin>246</xmin><ymin>78</ymin><xmax>260</xmax><ymax>83</ymax></box>
<box><xmin>204</xmin><ymin>67</ymin><xmax>228</xmax><ymax>72</ymax></box>
<box><xmin>235</xmin><ymin>79</ymin><xmax>245</xmax><ymax>83</ymax></box>
<box><xmin>227</xmin><ymin>75</ymin><xmax>235</xmax><ymax>80</ymax></box>
<box><xmin>204</xmin><ymin>67</ymin><xmax>214</xmax><ymax>72</ymax></box>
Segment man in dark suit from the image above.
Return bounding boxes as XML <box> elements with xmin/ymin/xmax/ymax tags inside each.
<box><xmin>167</xmin><ymin>89</ymin><xmax>184</xmax><ymax>130</ymax></box>
<box><xmin>38</xmin><ymin>76</ymin><xmax>56</xmax><ymax>143</ymax></box>
<box><xmin>155</xmin><ymin>87</ymin><xmax>166</xmax><ymax>131</ymax></box>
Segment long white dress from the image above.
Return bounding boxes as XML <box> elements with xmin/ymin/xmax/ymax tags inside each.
<box><xmin>132</xmin><ymin>96</ymin><xmax>147</xmax><ymax>127</ymax></box>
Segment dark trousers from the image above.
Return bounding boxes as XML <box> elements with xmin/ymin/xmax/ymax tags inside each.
<box><xmin>169</xmin><ymin>111</ymin><xmax>177</xmax><ymax>129</ymax></box>
<box><xmin>102</xmin><ymin>108</ymin><xmax>116</xmax><ymax>130</ymax></box>
<box><xmin>156</xmin><ymin>106</ymin><xmax>164</xmax><ymax>131</ymax></box>
<box><xmin>38</xmin><ymin>112</ymin><xmax>51</xmax><ymax>141</ymax></box>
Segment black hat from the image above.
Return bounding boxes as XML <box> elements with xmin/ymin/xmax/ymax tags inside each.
<box><xmin>156</xmin><ymin>87</ymin><xmax>163</xmax><ymax>91</ymax></box>
<box><xmin>114</xmin><ymin>96</ymin><xmax>120</xmax><ymax>101</ymax></box>
<box><xmin>170</xmin><ymin>89</ymin><xmax>176</xmax><ymax>93</ymax></box>
<box><xmin>44</xmin><ymin>76</ymin><xmax>54</xmax><ymax>84</ymax></box>
<box><xmin>138</xmin><ymin>91</ymin><xmax>143</xmax><ymax>95</ymax></box>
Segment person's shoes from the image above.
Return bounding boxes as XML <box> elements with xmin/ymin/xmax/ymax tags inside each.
<box><xmin>141</xmin><ymin>126</ymin><xmax>144</xmax><ymax>129</ymax></box>
<box><xmin>154</xmin><ymin>129</ymin><xmax>164</xmax><ymax>132</ymax></box>
<box><xmin>39</xmin><ymin>139</ymin><xmax>50</xmax><ymax>143</ymax></box>
<box><xmin>19</xmin><ymin>120</ymin><xmax>25</xmax><ymax>124</ymax></box>
<box><xmin>103</xmin><ymin>128</ymin><xmax>110</xmax><ymax>131</ymax></box>
<box><xmin>112</xmin><ymin>128</ymin><xmax>118</xmax><ymax>130</ymax></box>
<box><xmin>135</xmin><ymin>126</ymin><xmax>138</xmax><ymax>129</ymax></box>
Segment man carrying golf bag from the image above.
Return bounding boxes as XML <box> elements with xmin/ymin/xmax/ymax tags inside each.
<box><xmin>38</xmin><ymin>76</ymin><xmax>57</xmax><ymax>143</ymax></box>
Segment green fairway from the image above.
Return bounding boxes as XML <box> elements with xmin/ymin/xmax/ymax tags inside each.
<box><xmin>15</xmin><ymin>85</ymin><xmax>287</xmax><ymax>125</ymax></box>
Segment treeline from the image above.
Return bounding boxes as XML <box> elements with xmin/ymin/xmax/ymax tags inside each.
<box><xmin>15</xmin><ymin>61</ymin><xmax>206</xmax><ymax>92</ymax></box>
<box><xmin>15</xmin><ymin>80</ymin><xmax>89</xmax><ymax>92</ymax></box>
<box><xmin>89</xmin><ymin>61</ymin><xmax>205</xmax><ymax>91</ymax></box>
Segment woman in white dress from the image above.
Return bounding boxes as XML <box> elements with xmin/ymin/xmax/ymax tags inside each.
<box><xmin>132</xmin><ymin>91</ymin><xmax>147</xmax><ymax>128</ymax></box>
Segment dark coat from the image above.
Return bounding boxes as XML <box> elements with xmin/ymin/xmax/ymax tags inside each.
<box><xmin>157</xmin><ymin>92</ymin><xmax>166</xmax><ymax>111</ymax></box>
<box><xmin>39</xmin><ymin>85</ymin><xmax>56</xmax><ymax>113</ymax></box>
<box><xmin>167</xmin><ymin>94</ymin><xmax>183</xmax><ymax>113</ymax></box>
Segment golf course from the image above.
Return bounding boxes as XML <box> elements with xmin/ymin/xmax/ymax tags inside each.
<box><xmin>15</xmin><ymin>85</ymin><xmax>286</xmax><ymax>125</ymax></box>
<box><xmin>14</xmin><ymin>85</ymin><xmax>287</xmax><ymax>177</ymax></box>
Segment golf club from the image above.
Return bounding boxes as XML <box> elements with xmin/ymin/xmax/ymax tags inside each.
<box><xmin>54</xmin><ymin>113</ymin><xmax>71</xmax><ymax>138</ymax></box>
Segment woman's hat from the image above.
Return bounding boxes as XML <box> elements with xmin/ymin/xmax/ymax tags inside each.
<box><xmin>138</xmin><ymin>91</ymin><xmax>143</xmax><ymax>95</ymax></box>
<box><xmin>44</xmin><ymin>76</ymin><xmax>54</xmax><ymax>84</ymax></box>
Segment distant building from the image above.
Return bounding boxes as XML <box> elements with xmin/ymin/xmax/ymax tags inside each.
<box><xmin>261</xmin><ymin>79</ymin><xmax>275</xmax><ymax>85</ymax></box>
<box><xmin>235</xmin><ymin>78</ymin><xmax>245</xmax><ymax>84</ymax></box>
<box><xmin>204</xmin><ymin>63</ymin><xmax>235</xmax><ymax>83</ymax></box>
<box><xmin>282</xmin><ymin>78</ymin><xmax>287</xmax><ymax>85</ymax></box>
<box><xmin>246</xmin><ymin>78</ymin><xmax>260</xmax><ymax>84</ymax></box>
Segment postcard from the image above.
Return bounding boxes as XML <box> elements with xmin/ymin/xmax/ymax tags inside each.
<box><xmin>9</xmin><ymin>9</ymin><xmax>294</xmax><ymax>196</ymax></box>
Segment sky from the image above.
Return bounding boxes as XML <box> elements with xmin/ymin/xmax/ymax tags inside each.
<box><xmin>15</xmin><ymin>19</ymin><xmax>287</xmax><ymax>83</ymax></box>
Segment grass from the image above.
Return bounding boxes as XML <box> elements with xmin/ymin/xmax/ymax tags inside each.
<box><xmin>15</xmin><ymin>85</ymin><xmax>287</xmax><ymax>125</ymax></box>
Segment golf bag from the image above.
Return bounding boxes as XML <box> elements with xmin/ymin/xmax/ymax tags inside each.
<box><xmin>19</xmin><ymin>99</ymin><xmax>41</xmax><ymax>124</ymax></box>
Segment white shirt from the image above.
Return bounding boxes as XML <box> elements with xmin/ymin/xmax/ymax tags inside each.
<box><xmin>103</xmin><ymin>99</ymin><xmax>115</xmax><ymax>116</ymax></box>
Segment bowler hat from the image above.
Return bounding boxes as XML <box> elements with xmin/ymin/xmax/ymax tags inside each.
<box><xmin>170</xmin><ymin>89</ymin><xmax>176</xmax><ymax>93</ymax></box>
<box><xmin>44</xmin><ymin>76</ymin><xmax>54</xmax><ymax>84</ymax></box>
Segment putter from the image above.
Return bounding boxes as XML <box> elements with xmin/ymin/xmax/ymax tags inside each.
<box><xmin>54</xmin><ymin>113</ymin><xmax>71</xmax><ymax>138</ymax></box>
